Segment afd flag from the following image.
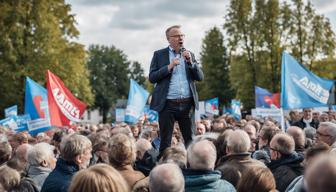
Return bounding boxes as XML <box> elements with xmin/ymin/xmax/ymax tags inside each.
<box><xmin>205</xmin><ymin>98</ymin><xmax>219</xmax><ymax>115</ymax></box>
<box><xmin>281</xmin><ymin>52</ymin><xmax>334</xmax><ymax>109</ymax></box>
<box><xmin>255</xmin><ymin>86</ymin><xmax>280</xmax><ymax>108</ymax></box>
<box><xmin>125</xmin><ymin>79</ymin><xmax>149</xmax><ymax>124</ymax></box>
<box><xmin>24</xmin><ymin>77</ymin><xmax>52</xmax><ymax>135</ymax></box>
<box><xmin>25</xmin><ymin>77</ymin><xmax>49</xmax><ymax>120</ymax></box>
<box><xmin>231</xmin><ymin>99</ymin><xmax>241</xmax><ymax>120</ymax></box>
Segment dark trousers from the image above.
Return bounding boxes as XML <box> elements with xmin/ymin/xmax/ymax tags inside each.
<box><xmin>158</xmin><ymin>99</ymin><xmax>194</xmax><ymax>158</ymax></box>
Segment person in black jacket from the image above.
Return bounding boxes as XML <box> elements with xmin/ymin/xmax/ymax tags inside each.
<box><xmin>268</xmin><ymin>133</ymin><xmax>304</xmax><ymax>192</ymax></box>
<box><xmin>293</xmin><ymin>108</ymin><xmax>319</xmax><ymax>129</ymax></box>
<box><xmin>149</xmin><ymin>25</ymin><xmax>204</xmax><ymax>158</ymax></box>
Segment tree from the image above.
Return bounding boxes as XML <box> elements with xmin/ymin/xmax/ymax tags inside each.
<box><xmin>198</xmin><ymin>27</ymin><xmax>234</xmax><ymax>107</ymax></box>
<box><xmin>87</xmin><ymin>45</ymin><xmax>131</xmax><ymax>123</ymax></box>
<box><xmin>224</xmin><ymin>0</ymin><xmax>336</xmax><ymax>110</ymax></box>
<box><xmin>0</xmin><ymin>0</ymin><xmax>93</xmax><ymax>117</ymax></box>
<box><xmin>129</xmin><ymin>61</ymin><xmax>146</xmax><ymax>86</ymax></box>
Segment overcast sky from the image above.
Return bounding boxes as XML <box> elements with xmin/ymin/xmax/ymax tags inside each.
<box><xmin>66</xmin><ymin>0</ymin><xmax>336</xmax><ymax>75</ymax></box>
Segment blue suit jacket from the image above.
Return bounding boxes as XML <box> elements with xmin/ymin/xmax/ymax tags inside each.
<box><xmin>149</xmin><ymin>47</ymin><xmax>204</xmax><ymax>112</ymax></box>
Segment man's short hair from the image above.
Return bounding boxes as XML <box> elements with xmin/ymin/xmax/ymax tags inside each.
<box><xmin>306</xmin><ymin>154</ymin><xmax>336</xmax><ymax>192</ymax></box>
<box><xmin>287</xmin><ymin>126</ymin><xmax>305</xmax><ymax>149</ymax></box>
<box><xmin>160</xmin><ymin>146</ymin><xmax>187</xmax><ymax>168</ymax></box>
<box><xmin>187</xmin><ymin>140</ymin><xmax>216</xmax><ymax>170</ymax></box>
<box><xmin>28</xmin><ymin>142</ymin><xmax>55</xmax><ymax>166</ymax></box>
<box><xmin>60</xmin><ymin>134</ymin><xmax>92</xmax><ymax>161</ymax></box>
<box><xmin>226</xmin><ymin>129</ymin><xmax>251</xmax><ymax>154</ymax></box>
<box><xmin>270</xmin><ymin>133</ymin><xmax>295</xmax><ymax>155</ymax></box>
<box><xmin>165</xmin><ymin>25</ymin><xmax>181</xmax><ymax>39</ymax></box>
<box><xmin>149</xmin><ymin>163</ymin><xmax>184</xmax><ymax>192</ymax></box>
<box><xmin>319</xmin><ymin>122</ymin><xmax>336</xmax><ymax>142</ymax></box>
<box><xmin>108</xmin><ymin>133</ymin><xmax>136</xmax><ymax>167</ymax></box>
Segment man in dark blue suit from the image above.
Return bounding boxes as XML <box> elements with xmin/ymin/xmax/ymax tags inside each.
<box><xmin>149</xmin><ymin>25</ymin><xmax>204</xmax><ymax>158</ymax></box>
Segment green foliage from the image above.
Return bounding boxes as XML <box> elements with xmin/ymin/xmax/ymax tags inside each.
<box><xmin>198</xmin><ymin>27</ymin><xmax>235</xmax><ymax>107</ymax></box>
<box><xmin>87</xmin><ymin>45</ymin><xmax>144</xmax><ymax>123</ymax></box>
<box><xmin>224</xmin><ymin>0</ymin><xmax>336</xmax><ymax>110</ymax></box>
<box><xmin>129</xmin><ymin>61</ymin><xmax>146</xmax><ymax>86</ymax></box>
<box><xmin>0</xmin><ymin>0</ymin><xmax>93</xmax><ymax>116</ymax></box>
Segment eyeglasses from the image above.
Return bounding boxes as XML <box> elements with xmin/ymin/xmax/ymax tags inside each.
<box><xmin>316</xmin><ymin>131</ymin><xmax>331</xmax><ymax>137</ymax></box>
<box><xmin>270</xmin><ymin>147</ymin><xmax>280</xmax><ymax>153</ymax></box>
<box><xmin>169</xmin><ymin>34</ymin><xmax>185</xmax><ymax>38</ymax></box>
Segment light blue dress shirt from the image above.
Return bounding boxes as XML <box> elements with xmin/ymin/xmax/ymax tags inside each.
<box><xmin>167</xmin><ymin>46</ymin><xmax>191</xmax><ymax>99</ymax></box>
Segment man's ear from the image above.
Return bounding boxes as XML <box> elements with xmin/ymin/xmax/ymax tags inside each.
<box><xmin>75</xmin><ymin>154</ymin><xmax>83</xmax><ymax>165</ymax></box>
<box><xmin>41</xmin><ymin>160</ymin><xmax>48</xmax><ymax>167</ymax></box>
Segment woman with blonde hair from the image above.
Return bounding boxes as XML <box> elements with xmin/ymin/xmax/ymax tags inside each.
<box><xmin>237</xmin><ymin>166</ymin><xmax>277</xmax><ymax>192</ymax></box>
<box><xmin>68</xmin><ymin>163</ymin><xmax>129</xmax><ymax>192</ymax></box>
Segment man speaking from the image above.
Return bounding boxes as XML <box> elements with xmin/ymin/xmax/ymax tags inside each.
<box><xmin>149</xmin><ymin>25</ymin><xmax>204</xmax><ymax>158</ymax></box>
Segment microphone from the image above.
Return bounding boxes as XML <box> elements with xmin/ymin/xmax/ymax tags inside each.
<box><xmin>180</xmin><ymin>45</ymin><xmax>191</xmax><ymax>63</ymax></box>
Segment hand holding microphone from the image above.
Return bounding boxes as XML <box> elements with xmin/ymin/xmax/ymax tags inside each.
<box><xmin>180</xmin><ymin>46</ymin><xmax>191</xmax><ymax>63</ymax></box>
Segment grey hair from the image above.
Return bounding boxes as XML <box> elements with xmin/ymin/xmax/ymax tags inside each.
<box><xmin>60</xmin><ymin>134</ymin><xmax>92</xmax><ymax>161</ymax></box>
<box><xmin>149</xmin><ymin>163</ymin><xmax>184</xmax><ymax>192</ymax></box>
<box><xmin>320</xmin><ymin>122</ymin><xmax>336</xmax><ymax>142</ymax></box>
<box><xmin>28</xmin><ymin>142</ymin><xmax>55</xmax><ymax>166</ymax></box>
<box><xmin>187</xmin><ymin>140</ymin><xmax>217</xmax><ymax>170</ymax></box>
<box><xmin>227</xmin><ymin>129</ymin><xmax>251</xmax><ymax>153</ymax></box>
<box><xmin>271</xmin><ymin>133</ymin><xmax>295</xmax><ymax>155</ymax></box>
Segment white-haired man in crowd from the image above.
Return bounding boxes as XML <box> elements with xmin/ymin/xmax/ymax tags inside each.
<box><xmin>183</xmin><ymin>139</ymin><xmax>236</xmax><ymax>192</ymax></box>
<box><xmin>20</xmin><ymin>142</ymin><xmax>56</xmax><ymax>191</ymax></box>
<box><xmin>149</xmin><ymin>163</ymin><xmax>185</xmax><ymax>192</ymax></box>
<box><xmin>41</xmin><ymin>134</ymin><xmax>92</xmax><ymax>192</ymax></box>
<box><xmin>316</xmin><ymin>122</ymin><xmax>336</xmax><ymax>153</ymax></box>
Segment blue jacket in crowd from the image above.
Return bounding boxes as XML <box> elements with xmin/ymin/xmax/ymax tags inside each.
<box><xmin>183</xmin><ymin>169</ymin><xmax>236</xmax><ymax>192</ymax></box>
<box><xmin>41</xmin><ymin>158</ymin><xmax>80</xmax><ymax>192</ymax></box>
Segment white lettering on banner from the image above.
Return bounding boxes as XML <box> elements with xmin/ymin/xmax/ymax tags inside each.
<box><xmin>52</xmin><ymin>88</ymin><xmax>81</xmax><ymax>121</ymax></box>
<box><xmin>291</xmin><ymin>74</ymin><xmax>330</xmax><ymax>104</ymax></box>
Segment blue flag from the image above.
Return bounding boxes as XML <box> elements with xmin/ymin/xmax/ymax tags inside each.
<box><xmin>205</xmin><ymin>98</ymin><xmax>219</xmax><ymax>115</ymax></box>
<box><xmin>255</xmin><ymin>86</ymin><xmax>280</xmax><ymax>108</ymax></box>
<box><xmin>125</xmin><ymin>79</ymin><xmax>149</xmax><ymax>124</ymax></box>
<box><xmin>24</xmin><ymin>77</ymin><xmax>52</xmax><ymax>135</ymax></box>
<box><xmin>231</xmin><ymin>99</ymin><xmax>241</xmax><ymax>120</ymax></box>
<box><xmin>281</xmin><ymin>52</ymin><xmax>335</xmax><ymax>109</ymax></box>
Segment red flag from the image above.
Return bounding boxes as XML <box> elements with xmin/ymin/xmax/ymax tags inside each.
<box><xmin>46</xmin><ymin>70</ymin><xmax>87</xmax><ymax>127</ymax></box>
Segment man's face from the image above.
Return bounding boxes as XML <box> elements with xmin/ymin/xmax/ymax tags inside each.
<box><xmin>167</xmin><ymin>27</ymin><xmax>184</xmax><ymax>51</ymax></box>
<box><xmin>303</xmin><ymin>109</ymin><xmax>312</xmax><ymax>120</ymax></box>
<box><xmin>312</xmin><ymin>112</ymin><xmax>320</xmax><ymax>120</ymax></box>
<box><xmin>78</xmin><ymin>148</ymin><xmax>92</xmax><ymax>169</ymax></box>
<box><xmin>316</xmin><ymin>126</ymin><xmax>332</xmax><ymax>146</ymax></box>
<box><xmin>196</xmin><ymin>123</ymin><xmax>206</xmax><ymax>135</ymax></box>
<box><xmin>269</xmin><ymin>141</ymin><xmax>280</xmax><ymax>161</ymax></box>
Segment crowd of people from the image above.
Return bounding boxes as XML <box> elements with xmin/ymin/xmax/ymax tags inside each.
<box><xmin>0</xmin><ymin>108</ymin><xmax>335</xmax><ymax>192</ymax></box>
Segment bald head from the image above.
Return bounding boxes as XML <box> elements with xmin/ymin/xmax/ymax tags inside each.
<box><xmin>149</xmin><ymin>163</ymin><xmax>184</xmax><ymax>192</ymax></box>
<box><xmin>226</xmin><ymin>129</ymin><xmax>251</xmax><ymax>154</ymax></box>
<box><xmin>15</xmin><ymin>144</ymin><xmax>32</xmax><ymax>162</ymax></box>
<box><xmin>287</xmin><ymin>126</ymin><xmax>305</xmax><ymax>150</ymax></box>
<box><xmin>136</xmin><ymin>138</ymin><xmax>152</xmax><ymax>160</ymax></box>
<box><xmin>187</xmin><ymin>140</ymin><xmax>217</xmax><ymax>170</ymax></box>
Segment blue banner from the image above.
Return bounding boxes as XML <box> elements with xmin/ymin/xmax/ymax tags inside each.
<box><xmin>5</xmin><ymin>105</ymin><xmax>18</xmax><ymax>118</ymax></box>
<box><xmin>0</xmin><ymin>117</ymin><xmax>18</xmax><ymax>130</ymax></box>
<box><xmin>14</xmin><ymin>114</ymin><xmax>31</xmax><ymax>132</ymax></box>
<box><xmin>281</xmin><ymin>52</ymin><xmax>335</xmax><ymax>109</ymax></box>
<box><xmin>144</xmin><ymin>105</ymin><xmax>158</xmax><ymax>123</ymax></box>
<box><xmin>24</xmin><ymin>77</ymin><xmax>52</xmax><ymax>135</ymax></box>
<box><xmin>231</xmin><ymin>99</ymin><xmax>241</xmax><ymax>120</ymax></box>
<box><xmin>205</xmin><ymin>98</ymin><xmax>219</xmax><ymax>115</ymax></box>
<box><xmin>125</xmin><ymin>79</ymin><xmax>149</xmax><ymax>124</ymax></box>
<box><xmin>115</xmin><ymin>108</ymin><xmax>125</xmax><ymax>122</ymax></box>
